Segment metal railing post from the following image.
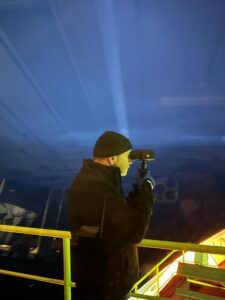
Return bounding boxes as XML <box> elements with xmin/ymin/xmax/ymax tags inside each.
<box><xmin>0</xmin><ymin>225</ymin><xmax>75</xmax><ymax>298</ymax></box>
<box><xmin>63</xmin><ymin>236</ymin><xmax>72</xmax><ymax>300</ymax></box>
<box><xmin>156</xmin><ymin>266</ymin><xmax>159</xmax><ymax>296</ymax></box>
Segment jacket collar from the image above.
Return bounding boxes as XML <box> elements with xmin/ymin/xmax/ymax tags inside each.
<box><xmin>82</xmin><ymin>159</ymin><xmax>124</xmax><ymax>194</ymax></box>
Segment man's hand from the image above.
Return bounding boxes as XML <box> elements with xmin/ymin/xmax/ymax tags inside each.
<box><xmin>134</xmin><ymin>167</ymin><xmax>155</xmax><ymax>190</ymax></box>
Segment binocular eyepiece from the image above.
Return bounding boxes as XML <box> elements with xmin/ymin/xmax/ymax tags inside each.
<box><xmin>129</xmin><ymin>150</ymin><xmax>155</xmax><ymax>161</ymax></box>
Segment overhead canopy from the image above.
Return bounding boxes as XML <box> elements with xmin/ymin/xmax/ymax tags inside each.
<box><xmin>0</xmin><ymin>0</ymin><xmax>225</xmax><ymax>187</ymax></box>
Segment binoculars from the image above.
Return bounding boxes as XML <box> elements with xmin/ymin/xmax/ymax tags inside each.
<box><xmin>129</xmin><ymin>150</ymin><xmax>155</xmax><ymax>161</ymax></box>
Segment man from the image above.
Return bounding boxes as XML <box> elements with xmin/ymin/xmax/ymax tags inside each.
<box><xmin>68</xmin><ymin>131</ymin><xmax>155</xmax><ymax>300</ymax></box>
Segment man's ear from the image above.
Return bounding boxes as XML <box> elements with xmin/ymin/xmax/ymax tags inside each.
<box><xmin>108</xmin><ymin>155</ymin><xmax>117</xmax><ymax>166</ymax></box>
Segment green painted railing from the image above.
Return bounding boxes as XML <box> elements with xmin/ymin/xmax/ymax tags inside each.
<box><xmin>129</xmin><ymin>235</ymin><xmax>225</xmax><ymax>299</ymax></box>
<box><xmin>139</xmin><ymin>238</ymin><xmax>225</xmax><ymax>255</ymax></box>
<box><xmin>0</xmin><ymin>225</ymin><xmax>224</xmax><ymax>300</ymax></box>
<box><xmin>0</xmin><ymin>225</ymin><xmax>75</xmax><ymax>300</ymax></box>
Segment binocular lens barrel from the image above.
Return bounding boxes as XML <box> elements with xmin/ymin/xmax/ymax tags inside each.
<box><xmin>129</xmin><ymin>150</ymin><xmax>155</xmax><ymax>161</ymax></box>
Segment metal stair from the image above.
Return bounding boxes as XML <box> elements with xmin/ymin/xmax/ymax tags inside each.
<box><xmin>176</xmin><ymin>262</ymin><xmax>225</xmax><ymax>299</ymax></box>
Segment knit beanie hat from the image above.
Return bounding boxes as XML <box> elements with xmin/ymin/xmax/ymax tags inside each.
<box><xmin>93</xmin><ymin>131</ymin><xmax>132</xmax><ymax>157</ymax></box>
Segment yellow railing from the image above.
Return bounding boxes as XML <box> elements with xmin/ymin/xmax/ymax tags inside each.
<box><xmin>0</xmin><ymin>224</ymin><xmax>75</xmax><ymax>300</ymax></box>
<box><xmin>129</xmin><ymin>233</ymin><xmax>225</xmax><ymax>299</ymax></box>
<box><xmin>139</xmin><ymin>238</ymin><xmax>225</xmax><ymax>255</ymax></box>
<box><xmin>0</xmin><ymin>225</ymin><xmax>224</xmax><ymax>300</ymax></box>
<box><xmin>130</xmin><ymin>249</ymin><xmax>176</xmax><ymax>298</ymax></box>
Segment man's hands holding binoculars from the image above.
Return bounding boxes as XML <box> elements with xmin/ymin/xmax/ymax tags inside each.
<box><xmin>134</xmin><ymin>166</ymin><xmax>155</xmax><ymax>190</ymax></box>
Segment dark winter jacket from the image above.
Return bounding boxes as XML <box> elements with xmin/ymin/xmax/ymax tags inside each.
<box><xmin>68</xmin><ymin>160</ymin><xmax>154</xmax><ymax>299</ymax></box>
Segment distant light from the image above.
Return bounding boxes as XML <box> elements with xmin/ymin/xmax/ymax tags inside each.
<box><xmin>96</xmin><ymin>0</ymin><xmax>129</xmax><ymax>134</ymax></box>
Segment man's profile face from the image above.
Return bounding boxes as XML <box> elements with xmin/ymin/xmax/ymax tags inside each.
<box><xmin>114</xmin><ymin>149</ymin><xmax>132</xmax><ymax>176</ymax></box>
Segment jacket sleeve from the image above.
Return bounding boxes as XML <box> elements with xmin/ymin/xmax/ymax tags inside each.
<box><xmin>101</xmin><ymin>182</ymin><xmax>154</xmax><ymax>245</ymax></box>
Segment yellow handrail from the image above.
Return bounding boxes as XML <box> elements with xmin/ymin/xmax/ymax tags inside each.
<box><xmin>139</xmin><ymin>238</ymin><xmax>225</xmax><ymax>255</ymax></box>
<box><xmin>1</xmin><ymin>225</ymin><xmax>224</xmax><ymax>300</ymax></box>
<box><xmin>129</xmin><ymin>234</ymin><xmax>225</xmax><ymax>299</ymax></box>
<box><xmin>0</xmin><ymin>224</ymin><xmax>71</xmax><ymax>238</ymax></box>
<box><xmin>132</xmin><ymin>250</ymin><xmax>177</xmax><ymax>292</ymax></box>
<box><xmin>0</xmin><ymin>224</ymin><xmax>75</xmax><ymax>300</ymax></box>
